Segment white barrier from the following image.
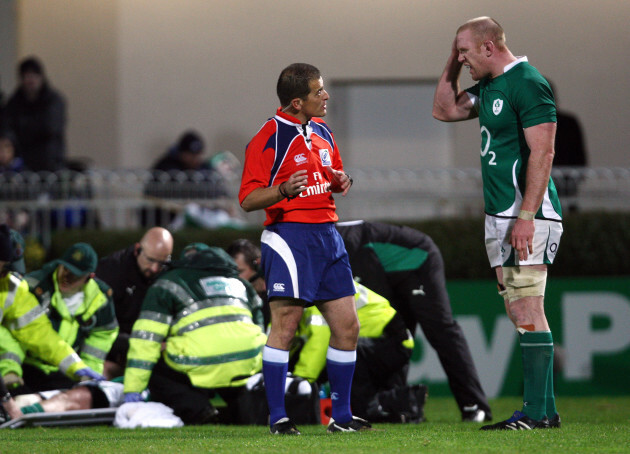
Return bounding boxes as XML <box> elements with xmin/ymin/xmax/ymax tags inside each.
<box><xmin>1</xmin><ymin>167</ymin><xmax>628</xmax><ymax>247</ymax></box>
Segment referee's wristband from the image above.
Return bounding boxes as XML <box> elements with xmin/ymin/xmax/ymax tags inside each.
<box><xmin>345</xmin><ymin>173</ymin><xmax>353</xmax><ymax>186</ymax></box>
<box><xmin>517</xmin><ymin>210</ymin><xmax>536</xmax><ymax>221</ymax></box>
<box><xmin>1</xmin><ymin>392</ymin><xmax>12</xmax><ymax>403</ymax></box>
<box><xmin>278</xmin><ymin>182</ymin><xmax>297</xmax><ymax>201</ymax></box>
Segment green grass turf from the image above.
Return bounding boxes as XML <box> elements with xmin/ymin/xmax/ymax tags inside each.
<box><xmin>2</xmin><ymin>396</ymin><xmax>629</xmax><ymax>453</ymax></box>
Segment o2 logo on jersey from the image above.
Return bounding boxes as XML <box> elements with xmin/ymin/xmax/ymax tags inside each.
<box><xmin>480</xmin><ymin>126</ymin><xmax>497</xmax><ymax>166</ymax></box>
<box><xmin>492</xmin><ymin>99</ymin><xmax>503</xmax><ymax>115</ymax></box>
<box><xmin>319</xmin><ymin>148</ymin><xmax>332</xmax><ymax>166</ymax></box>
<box><xmin>294</xmin><ymin>153</ymin><xmax>307</xmax><ymax>165</ymax></box>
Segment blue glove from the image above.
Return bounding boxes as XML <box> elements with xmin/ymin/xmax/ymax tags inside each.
<box><xmin>124</xmin><ymin>392</ymin><xmax>143</xmax><ymax>403</ymax></box>
<box><xmin>75</xmin><ymin>368</ymin><xmax>105</xmax><ymax>381</ymax></box>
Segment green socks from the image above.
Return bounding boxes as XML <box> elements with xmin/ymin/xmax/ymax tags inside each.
<box><xmin>519</xmin><ymin>330</ymin><xmax>555</xmax><ymax>421</ymax></box>
<box><xmin>19</xmin><ymin>402</ymin><xmax>44</xmax><ymax>414</ymax></box>
<box><xmin>545</xmin><ymin>336</ymin><xmax>557</xmax><ymax>418</ymax></box>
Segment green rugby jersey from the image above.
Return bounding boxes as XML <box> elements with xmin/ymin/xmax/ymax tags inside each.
<box><xmin>466</xmin><ymin>58</ymin><xmax>562</xmax><ymax>220</ymax></box>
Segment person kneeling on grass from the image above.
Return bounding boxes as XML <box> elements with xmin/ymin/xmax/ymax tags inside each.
<box><xmin>292</xmin><ymin>282</ymin><xmax>427</xmax><ymax>424</ymax></box>
<box><xmin>122</xmin><ymin>244</ymin><xmax>267</xmax><ymax>425</ymax></box>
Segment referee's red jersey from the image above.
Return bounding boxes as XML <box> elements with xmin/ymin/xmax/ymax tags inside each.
<box><xmin>239</xmin><ymin>109</ymin><xmax>345</xmax><ymax>225</ymax></box>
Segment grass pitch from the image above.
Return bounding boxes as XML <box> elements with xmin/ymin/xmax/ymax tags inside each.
<box><xmin>2</xmin><ymin>396</ymin><xmax>629</xmax><ymax>453</ymax></box>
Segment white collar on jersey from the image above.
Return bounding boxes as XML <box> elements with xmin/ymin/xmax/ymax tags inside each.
<box><xmin>504</xmin><ymin>56</ymin><xmax>528</xmax><ymax>73</ymax></box>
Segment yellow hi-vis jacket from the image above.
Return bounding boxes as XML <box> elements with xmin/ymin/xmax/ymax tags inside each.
<box><xmin>292</xmin><ymin>282</ymin><xmax>414</xmax><ymax>382</ymax></box>
<box><xmin>124</xmin><ymin>248</ymin><xmax>266</xmax><ymax>394</ymax></box>
<box><xmin>8</xmin><ymin>262</ymin><xmax>119</xmax><ymax>376</ymax></box>
<box><xmin>0</xmin><ymin>271</ymin><xmax>88</xmax><ymax>379</ymax></box>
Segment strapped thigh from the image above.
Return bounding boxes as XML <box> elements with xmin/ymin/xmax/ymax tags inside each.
<box><xmin>502</xmin><ymin>267</ymin><xmax>547</xmax><ymax>303</ymax></box>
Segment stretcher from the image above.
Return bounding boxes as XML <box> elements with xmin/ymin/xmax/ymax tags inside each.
<box><xmin>0</xmin><ymin>407</ymin><xmax>117</xmax><ymax>429</ymax></box>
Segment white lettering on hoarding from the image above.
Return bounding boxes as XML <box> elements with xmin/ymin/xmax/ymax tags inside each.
<box><xmin>408</xmin><ymin>315</ymin><xmax>516</xmax><ymax>398</ymax></box>
<box><xmin>562</xmin><ymin>292</ymin><xmax>630</xmax><ymax>379</ymax></box>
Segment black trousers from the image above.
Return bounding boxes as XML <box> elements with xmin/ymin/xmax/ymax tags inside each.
<box><xmin>391</xmin><ymin>247</ymin><xmax>492</xmax><ymax>417</ymax></box>
<box><xmin>350</xmin><ymin>324</ymin><xmax>412</xmax><ymax>418</ymax></box>
<box><xmin>148</xmin><ymin>359</ymin><xmax>243</xmax><ymax>425</ymax></box>
<box><xmin>339</xmin><ymin>222</ymin><xmax>491</xmax><ymax>418</ymax></box>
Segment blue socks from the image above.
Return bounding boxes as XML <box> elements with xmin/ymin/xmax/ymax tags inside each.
<box><xmin>262</xmin><ymin>345</ymin><xmax>289</xmax><ymax>426</ymax></box>
<box><xmin>326</xmin><ymin>346</ymin><xmax>356</xmax><ymax>424</ymax></box>
<box><xmin>263</xmin><ymin>345</ymin><xmax>357</xmax><ymax>426</ymax></box>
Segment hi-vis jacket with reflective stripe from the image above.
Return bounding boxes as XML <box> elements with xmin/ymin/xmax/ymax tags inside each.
<box><xmin>14</xmin><ymin>261</ymin><xmax>118</xmax><ymax>375</ymax></box>
<box><xmin>0</xmin><ymin>271</ymin><xmax>88</xmax><ymax>379</ymax></box>
<box><xmin>292</xmin><ymin>282</ymin><xmax>414</xmax><ymax>382</ymax></box>
<box><xmin>124</xmin><ymin>247</ymin><xmax>266</xmax><ymax>393</ymax></box>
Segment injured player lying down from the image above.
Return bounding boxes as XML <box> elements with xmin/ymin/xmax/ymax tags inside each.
<box><xmin>12</xmin><ymin>380</ymin><xmax>125</xmax><ymax>416</ymax></box>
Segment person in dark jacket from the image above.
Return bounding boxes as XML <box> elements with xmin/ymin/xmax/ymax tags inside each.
<box><xmin>0</xmin><ymin>131</ymin><xmax>26</xmax><ymax>173</ymax></box>
<box><xmin>96</xmin><ymin>227</ymin><xmax>173</xmax><ymax>379</ymax></box>
<box><xmin>142</xmin><ymin>130</ymin><xmax>230</xmax><ymax>227</ymax></box>
<box><xmin>336</xmin><ymin>220</ymin><xmax>492</xmax><ymax>422</ymax></box>
<box><xmin>152</xmin><ymin>130</ymin><xmax>209</xmax><ymax>172</ymax></box>
<box><xmin>5</xmin><ymin>57</ymin><xmax>66</xmax><ymax>172</ymax></box>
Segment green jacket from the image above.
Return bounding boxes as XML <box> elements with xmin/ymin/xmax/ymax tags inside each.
<box><xmin>0</xmin><ymin>271</ymin><xmax>88</xmax><ymax>379</ymax></box>
<box><xmin>124</xmin><ymin>247</ymin><xmax>266</xmax><ymax>393</ymax></box>
<box><xmin>293</xmin><ymin>283</ymin><xmax>414</xmax><ymax>382</ymax></box>
<box><xmin>18</xmin><ymin>261</ymin><xmax>118</xmax><ymax>375</ymax></box>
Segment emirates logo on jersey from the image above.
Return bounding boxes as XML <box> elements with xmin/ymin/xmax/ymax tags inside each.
<box><xmin>493</xmin><ymin>99</ymin><xmax>503</xmax><ymax>115</ymax></box>
<box><xmin>298</xmin><ymin>182</ymin><xmax>331</xmax><ymax>198</ymax></box>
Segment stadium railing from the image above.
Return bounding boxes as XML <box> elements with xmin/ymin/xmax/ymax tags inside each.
<box><xmin>1</xmin><ymin>167</ymin><xmax>628</xmax><ymax>248</ymax></box>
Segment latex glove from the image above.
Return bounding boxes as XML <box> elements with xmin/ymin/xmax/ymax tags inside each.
<box><xmin>75</xmin><ymin>368</ymin><xmax>105</xmax><ymax>381</ymax></box>
<box><xmin>124</xmin><ymin>392</ymin><xmax>143</xmax><ymax>403</ymax></box>
<box><xmin>3</xmin><ymin>372</ymin><xmax>25</xmax><ymax>388</ymax></box>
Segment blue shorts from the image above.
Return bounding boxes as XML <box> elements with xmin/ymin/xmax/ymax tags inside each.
<box><xmin>260</xmin><ymin>222</ymin><xmax>355</xmax><ymax>305</ymax></box>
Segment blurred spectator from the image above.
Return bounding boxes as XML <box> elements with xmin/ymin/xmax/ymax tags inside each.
<box><xmin>152</xmin><ymin>130</ymin><xmax>210</xmax><ymax>173</ymax></box>
<box><xmin>0</xmin><ymin>131</ymin><xmax>26</xmax><ymax>173</ymax></box>
<box><xmin>0</xmin><ymin>133</ymin><xmax>30</xmax><ymax>236</ymax></box>
<box><xmin>96</xmin><ymin>227</ymin><xmax>173</xmax><ymax>379</ymax></box>
<box><xmin>5</xmin><ymin>57</ymin><xmax>67</xmax><ymax>172</ymax></box>
<box><xmin>0</xmin><ymin>76</ymin><xmax>8</xmax><ymax>134</ymax></box>
<box><xmin>143</xmin><ymin>130</ymin><xmax>239</xmax><ymax>229</ymax></box>
<box><xmin>549</xmin><ymin>81</ymin><xmax>588</xmax><ymax>213</ymax></box>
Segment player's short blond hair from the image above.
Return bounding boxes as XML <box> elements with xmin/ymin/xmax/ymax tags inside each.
<box><xmin>457</xmin><ymin>16</ymin><xmax>506</xmax><ymax>50</ymax></box>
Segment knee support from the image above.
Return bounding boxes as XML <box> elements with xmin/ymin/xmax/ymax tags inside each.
<box><xmin>502</xmin><ymin>267</ymin><xmax>547</xmax><ymax>304</ymax></box>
